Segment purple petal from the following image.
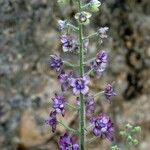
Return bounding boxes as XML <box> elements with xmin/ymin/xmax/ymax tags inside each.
<box><xmin>72</xmin><ymin>144</ymin><xmax>79</xmax><ymax>150</ymax></box>
<box><xmin>81</xmin><ymin>86</ymin><xmax>89</xmax><ymax>95</ymax></box>
<box><xmin>70</xmin><ymin>78</ymin><xmax>76</xmax><ymax>87</ymax></box>
<box><xmin>93</xmin><ymin>128</ymin><xmax>101</xmax><ymax>136</ymax></box>
<box><xmin>83</xmin><ymin>75</ymin><xmax>90</xmax><ymax>84</ymax></box>
<box><xmin>73</xmin><ymin>88</ymin><xmax>80</xmax><ymax>95</ymax></box>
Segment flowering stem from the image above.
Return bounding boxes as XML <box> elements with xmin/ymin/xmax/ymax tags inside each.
<box><xmin>58</xmin><ymin>121</ymin><xmax>79</xmax><ymax>134</ymax></box>
<box><xmin>84</xmin><ymin>57</ymin><xmax>95</xmax><ymax>65</ymax></box>
<box><xmin>83</xmin><ymin>32</ymin><xmax>98</xmax><ymax>40</ymax></box>
<box><xmin>66</xmin><ymin>103</ymin><xmax>79</xmax><ymax>110</ymax></box>
<box><xmin>67</xmin><ymin>23</ymin><xmax>79</xmax><ymax>31</ymax></box>
<box><xmin>85</xmin><ymin>68</ymin><xmax>94</xmax><ymax>75</ymax></box>
<box><xmin>81</xmin><ymin>3</ymin><xmax>91</xmax><ymax>10</ymax></box>
<box><xmin>94</xmin><ymin>91</ymin><xmax>104</xmax><ymax>98</ymax></box>
<box><xmin>63</xmin><ymin>61</ymin><xmax>79</xmax><ymax>68</ymax></box>
<box><xmin>78</xmin><ymin>0</ymin><xmax>86</xmax><ymax>149</ymax></box>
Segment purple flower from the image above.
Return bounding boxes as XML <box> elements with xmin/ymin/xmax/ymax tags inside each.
<box><xmin>60</xmin><ymin>34</ymin><xmax>76</xmax><ymax>52</ymax></box>
<box><xmin>90</xmin><ymin>113</ymin><xmax>114</xmax><ymax>141</ymax></box>
<box><xmin>91</xmin><ymin>50</ymin><xmax>108</xmax><ymax>75</ymax></box>
<box><xmin>45</xmin><ymin>111</ymin><xmax>57</xmax><ymax>133</ymax></box>
<box><xmin>98</xmin><ymin>27</ymin><xmax>109</xmax><ymax>38</ymax></box>
<box><xmin>95</xmin><ymin>50</ymin><xmax>108</xmax><ymax>63</ymax></box>
<box><xmin>76</xmin><ymin>94</ymin><xmax>95</xmax><ymax>116</ymax></box>
<box><xmin>49</xmin><ymin>54</ymin><xmax>63</xmax><ymax>71</ymax></box>
<box><xmin>59</xmin><ymin>133</ymin><xmax>79</xmax><ymax>150</ymax></box>
<box><xmin>58</xmin><ymin>70</ymin><xmax>72</xmax><ymax>91</ymax></box>
<box><xmin>70</xmin><ymin>76</ymin><xmax>90</xmax><ymax>95</ymax></box>
<box><xmin>58</xmin><ymin>20</ymin><xmax>67</xmax><ymax>30</ymax></box>
<box><xmin>52</xmin><ymin>93</ymin><xmax>66</xmax><ymax>116</ymax></box>
<box><xmin>104</xmin><ymin>84</ymin><xmax>117</xmax><ymax>102</ymax></box>
<box><xmin>85</xmin><ymin>94</ymin><xmax>95</xmax><ymax>116</ymax></box>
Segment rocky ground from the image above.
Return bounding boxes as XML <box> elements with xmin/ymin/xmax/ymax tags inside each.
<box><xmin>0</xmin><ymin>0</ymin><xmax>150</xmax><ymax>150</ymax></box>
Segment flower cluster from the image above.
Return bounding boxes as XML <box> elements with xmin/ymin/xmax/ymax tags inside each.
<box><xmin>45</xmin><ymin>111</ymin><xmax>57</xmax><ymax>133</ymax></box>
<box><xmin>98</xmin><ymin>27</ymin><xmax>109</xmax><ymax>39</ymax></box>
<box><xmin>58</xmin><ymin>20</ymin><xmax>68</xmax><ymax>30</ymax></box>
<box><xmin>105</xmin><ymin>84</ymin><xmax>117</xmax><ymax>102</ymax></box>
<box><xmin>90</xmin><ymin>113</ymin><xmax>114</xmax><ymax>141</ymax></box>
<box><xmin>59</xmin><ymin>133</ymin><xmax>79</xmax><ymax>150</ymax></box>
<box><xmin>85</xmin><ymin>94</ymin><xmax>95</xmax><ymax>115</ymax></box>
<box><xmin>76</xmin><ymin>94</ymin><xmax>95</xmax><ymax>116</ymax></box>
<box><xmin>91</xmin><ymin>50</ymin><xmax>108</xmax><ymax>75</ymax></box>
<box><xmin>58</xmin><ymin>70</ymin><xmax>73</xmax><ymax>91</ymax></box>
<box><xmin>46</xmin><ymin>93</ymin><xmax>67</xmax><ymax>132</ymax></box>
<box><xmin>46</xmin><ymin>0</ymin><xmax>117</xmax><ymax>149</ymax></box>
<box><xmin>52</xmin><ymin>93</ymin><xmax>66</xmax><ymax>116</ymax></box>
<box><xmin>61</xmin><ymin>34</ymin><xmax>76</xmax><ymax>52</ymax></box>
<box><xmin>70</xmin><ymin>76</ymin><xmax>90</xmax><ymax>95</ymax></box>
<box><xmin>49</xmin><ymin>54</ymin><xmax>63</xmax><ymax>71</ymax></box>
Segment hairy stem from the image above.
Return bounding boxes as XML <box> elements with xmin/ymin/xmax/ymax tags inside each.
<box><xmin>78</xmin><ymin>0</ymin><xmax>86</xmax><ymax>149</ymax></box>
<box><xmin>83</xmin><ymin>32</ymin><xmax>98</xmax><ymax>40</ymax></box>
<box><xmin>67</xmin><ymin>23</ymin><xmax>79</xmax><ymax>31</ymax></box>
<box><xmin>58</xmin><ymin>121</ymin><xmax>79</xmax><ymax>134</ymax></box>
<box><xmin>63</xmin><ymin>61</ymin><xmax>79</xmax><ymax>68</ymax></box>
<box><xmin>66</xmin><ymin>103</ymin><xmax>79</xmax><ymax>110</ymax></box>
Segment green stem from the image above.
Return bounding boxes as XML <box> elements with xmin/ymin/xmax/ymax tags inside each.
<box><xmin>83</xmin><ymin>32</ymin><xmax>98</xmax><ymax>40</ymax></box>
<box><xmin>84</xmin><ymin>57</ymin><xmax>95</xmax><ymax>65</ymax></box>
<box><xmin>85</xmin><ymin>68</ymin><xmax>94</xmax><ymax>75</ymax></box>
<box><xmin>81</xmin><ymin>3</ymin><xmax>91</xmax><ymax>10</ymax></box>
<box><xmin>63</xmin><ymin>61</ymin><xmax>79</xmax><ymax>68</ymax></box>
<box><xmin>94</xmin><ymin>91</ymin><xmax>104</xmax><ymax>98</ymax></box>
<box><xmin>58</xmin><ymin>121</ymin><xmax>79</xmax><ymax>134</ymax></box>
<box><xmin>67</xmin><ymin>23</ymin><xmax>79</xmax><ymax>31</ymax></box>
<box><xmin>66</xmin><ymin>103</ymin><xmax>79</xmax><ymax>110</ymax></box>
<box><xmin>78</xmin><ymin>0</ymin><xmax>86</xmax><ymax>149</ymax></box>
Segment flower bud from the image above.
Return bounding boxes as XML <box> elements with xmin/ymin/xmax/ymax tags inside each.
<box><xmin>127</xmin><ymin>135</ymin><xmax>134</xmax><ymax>144</ymax></box>
<box><xmin>132</xmin><ymin>126</ymin><xmax>141</xmax><ymax>133</ymax></box>
<box><xmin>119</xmin><ymin>131</ymin><xmax>127</xmax><ymax>137</ymax></box>
<box><xmin>75</xmin><ymin>11</ymin><xmax>92</xmax><ymax>25</ymax></box>
<box><xmin>133</xmin><ymin>139</ymin><xmax>139</xmax><ymax>145</ymax></box>
<box><xmin>111</xmin><ymin>145</ymin><xmax>120</xmax><ymax>150</ymax></box>
<box><xmin>90</xmin><ymin>0</ymin><xmax>101</xmax><ymax>12</ymax></box>
<box><xmin>126</xmin><ymin>123</ymin><xmax>133</xmax><ymax>129</ymax></box>
<box><xmin>58</xmin><ymin>20</ymin><xmax>68</xmax><ymax>30</ymax></box>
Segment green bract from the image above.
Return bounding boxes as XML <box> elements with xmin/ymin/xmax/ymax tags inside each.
<box><xmin>75</xmin><ymin>11</ymin><xmax>92</xmax><ymax>25</ymax></box>
<box><xmin>90</xmin><ymin>0</ymin><xmax>101</xmax><ymax>12</ymax></box>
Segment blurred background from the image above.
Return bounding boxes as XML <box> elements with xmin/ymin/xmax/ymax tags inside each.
<box><xmin>0</xmin><ymin>0</ymin><xmax>150</xmax><ymax>150</ymax></box>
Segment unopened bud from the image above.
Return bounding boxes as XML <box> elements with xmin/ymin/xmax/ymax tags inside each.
<box><xmin>111</xmin><ymin>145</ymin><xmax>120</xmax><ymax>150</ymax></box>
<box><xmin>133</xmin><ymin>139</ymin><xmax>139</xmax><ymax>145</ymax></box>
<box><xmin>126</xmin><ymin>123</ymin><xmax>133</xmax><ymax>129</ymax></box>
<box><xmin>132</xmin><ymin>126</ymin><xmax>141</xmax><ymax>133</ymax></box>
<box><xmin>90</xmin><ymin>0</ymin><xmax>101</xmax><ymax>12</ymax></box>
<box><xmin>119</xmin><ymin>131</ymin><xmax>127</xmax><ymax>137</ymax></box>
<box><xmin>127</xmin><ymin>135</ymin><xmax>134</xmax><ymax>144</ymax></box>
